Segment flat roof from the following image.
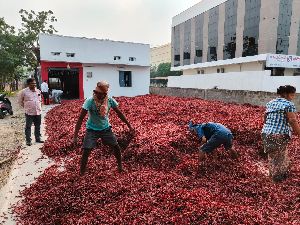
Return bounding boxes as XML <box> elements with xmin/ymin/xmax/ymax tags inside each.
<box><xmin>171</xmin><ymin>54</ymin><xmax>268</xmax><ymax>71</ymax></box>
<box><xmin>172</xmin><ymin>0</ymin><xmax>227</xmax><ymax>27</ymax></box>
<box><xmin>39</xmin><ymin>33</ymin><xmax>149</xmax><ymax>46</ymax></box>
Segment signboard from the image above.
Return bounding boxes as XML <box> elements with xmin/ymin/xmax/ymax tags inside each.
<box><xmin>266</xmin><ymin>54</ymin><xmax>300</xmax><ymax>68</ymax></box>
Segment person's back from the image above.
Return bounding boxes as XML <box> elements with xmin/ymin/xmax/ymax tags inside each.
<box><xmin>41</xmin><ymin>81</ymin><xmax>48</xmax><ymax>92</ymax></box>
<box><xmin>202</xmin><ymin>122</ymin><xmax>232</xmax><ymax>140</ymax></box>
<box><xmin>41</xmin><ymin>81</ymin><xmax>49</xmax><ymax>105</ymax></box>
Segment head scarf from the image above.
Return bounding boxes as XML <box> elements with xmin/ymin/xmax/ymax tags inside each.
<box><xmin>93</xmin><ymin>81</ymin><xmax>109</xmax><ymax>117</ymax></box>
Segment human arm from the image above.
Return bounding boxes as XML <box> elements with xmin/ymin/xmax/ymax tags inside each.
<box><xmin>200</xmin><ymin>136</ymin><xmax>207</xmax><ymax>144</ymax></box>
<box><xmin>18</xmin><ymin>90</ymin><xmax>24</xmax><ymax>108</ymax></box>
<box><xmin>264</xmin><ymin>113</ymin><xmax>267</xmax><ymax>124</ymax></box>
<box><xmin>112</xmin><ymin>107</ymin><xmax>134</xmax><ymax>132</ymax></box>
<box><xmin>287</xmin><ymin>112</ymin><xmax>300</xmax><ymax>136</ymax></box>
<box><xmin>73</xmin><ymin>109</ymin><xmax>88</xmax><ymax>144</ymax></box>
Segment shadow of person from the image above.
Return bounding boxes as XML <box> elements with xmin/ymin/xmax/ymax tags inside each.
<box><xmin>117</xmin><ymin>131</ymin><xmax>135</xmax><ymax>151</ymax></box>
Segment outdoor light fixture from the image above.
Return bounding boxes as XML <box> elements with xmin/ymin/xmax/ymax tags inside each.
<box><xmin>67</xmin><ymin>63</ymin><xmax>71</xmax><ymax>69</ymax></box>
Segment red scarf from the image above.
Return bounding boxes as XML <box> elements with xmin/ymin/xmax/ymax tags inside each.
<box><xmin>93</xmin><ymin>93</ymin><xmax>108</xmax><ymax>117</ymax></box>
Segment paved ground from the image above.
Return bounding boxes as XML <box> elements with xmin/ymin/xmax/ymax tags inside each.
<box><xmin>0</xmin><ymin>104</ymin><xmax>54</xmax><ymax>224</ymax></box>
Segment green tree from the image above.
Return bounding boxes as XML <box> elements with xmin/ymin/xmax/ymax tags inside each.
<box><xmin>18</xmin><ymin>9</ymin><xmax>58</xmax><ymax>87</ymax></box>
<box><xmin>150</xmin><ymin>65</ymin><xmax>157</xmax><ymax>78</ymax></box>
<box><xmin>0</xmin><ymin>17</ymin><xmax>26</xmax><ymax>91</ymax></box>
<box><xmin>154</xmin><ymin>63</ymin><xmax>182</xmax><ymax>78</ymax></box>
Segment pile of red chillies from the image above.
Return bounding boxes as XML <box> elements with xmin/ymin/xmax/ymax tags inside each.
<box><xmin>13</xmin><ymin>95</ymin><xmax>300</xmax><ymax>224</ymax></box>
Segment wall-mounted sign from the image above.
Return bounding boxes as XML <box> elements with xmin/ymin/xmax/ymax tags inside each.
<box><xmin>266</xmin><ymin>54</ymin><xmax>300</xmax><ymax>68</ymax></box>
<box><xmin>86</xmin><ymin>72</ymin><xmax>93</xmax><ymax>78</ymax></box>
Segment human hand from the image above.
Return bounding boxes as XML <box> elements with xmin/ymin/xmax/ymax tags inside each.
<box><xmin>128</xmin><ymin>126</ymin><xmax>135</xmax><ymax>135</ymax></box>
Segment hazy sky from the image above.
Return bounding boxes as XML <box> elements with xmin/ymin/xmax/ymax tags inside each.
<box><xmin>0</xmin><ymin>0</ymin><xmax>200</xmax><ymax>47</ymax></box>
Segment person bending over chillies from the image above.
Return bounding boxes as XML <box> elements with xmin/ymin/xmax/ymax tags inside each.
<box><xmin>73</xmin><ymin>81</ymin><xmax>134</xmax><ymax>175</ymax></box>
<box><xmin>188</xmin><ymin>121</ymin><xmax>239</xmax><ymax>165</ymax></box>
<box><xmin>262</xmin><ymin>85</ymin><xmax>300</xmax><ymax>183</ymax></box>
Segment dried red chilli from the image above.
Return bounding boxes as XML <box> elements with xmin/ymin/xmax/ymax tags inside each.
<box><xmin>12</xmin><ymin>95</ymin><xmax>300</xmax><ymax>225</ymax></box>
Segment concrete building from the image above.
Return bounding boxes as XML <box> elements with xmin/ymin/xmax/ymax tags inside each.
<box><xmin>150</xmin><ymin>43</ymin><xmax>171</xmax><ymax>67</ymax></box>
<box><xmin>170</xmin><ymin>0</ymin><xmax>300</xmax><ymax>93</ymax></box>
<box><xmin>39</xmin><ymin>34</ymin><xmax>150</xmax><ymax>99</ymax></box>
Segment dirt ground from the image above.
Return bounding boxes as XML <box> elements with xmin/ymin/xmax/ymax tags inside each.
<box><xmin>0</xmin><ymin>95</ymin><xmax>25</xmax><ymax>188</ymax></box>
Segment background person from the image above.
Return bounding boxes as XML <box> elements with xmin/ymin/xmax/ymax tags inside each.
<box><xmin>51</xmin><ymin>89</ymin><xmax>64</xmax><ymax>104</ymax></box>
<box><xmin>73</xmin><ymin>81</ymin><xmax>134</xmax><ymax>175</ymax></box>
<box><xmin>262</xmin><ymin>85</ymin><xmax>300</xmax><ymax>182</ymax></box>
<box><xmin>41</xmin><ymin>80</ymin><xmax>49</xmax><ymax>105</ymax></box>
<box><xmin>18</xmin><ymin>78</ymin><xmax>44</xmax><ymax>146</ymax></box>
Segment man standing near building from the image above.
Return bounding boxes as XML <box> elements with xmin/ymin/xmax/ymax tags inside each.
<box><xmin>41</xmin><ymin>80</ymin><xmax>49</xmax><ymax>105</ymax></box>
<box><xmin>73</xmin><ymin>81</ymin><xmax>134</xmax><ymax>175</ymax></box>
<box><xmin>18</xmin><ymin>78</ymin><xmax>44</xmax><ymax>146</ymax></box>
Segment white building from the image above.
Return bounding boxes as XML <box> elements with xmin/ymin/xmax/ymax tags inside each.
<box><xmin>170</xmin><ymin>0</ymin><xmax>300</xmax><ymax>93</ymax></box>
<box><xmin>39</xmin><ymin>34</ymin><xmax>150</xmax><ymax>99</ymax></box>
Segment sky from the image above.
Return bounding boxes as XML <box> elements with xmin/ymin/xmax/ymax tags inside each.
<box><xmin>0</xmin><ymin>0</ymin><xmax>200</xmax><ymax>47</ymax></box>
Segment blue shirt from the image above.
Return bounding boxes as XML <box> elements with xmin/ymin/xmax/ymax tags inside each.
<box><xmin>194</xmin><ymin>122</ymin><xmax>232</xmax><ymax>140</ymax></box>
<box><xmin>262</xmin><ymin>98</ymin><xmax>296</xmax><ymax>136</ymax></box>
<box><xmin>82</xmin><ymin>97</ymin><xmax>118</xmax><ymax>131</ymax></box>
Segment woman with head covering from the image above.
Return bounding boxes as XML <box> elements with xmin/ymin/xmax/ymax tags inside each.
<box><xmin>262</xmin><ymin>85</ymin><xmax>300</xmax><ymax>182</ymax></box>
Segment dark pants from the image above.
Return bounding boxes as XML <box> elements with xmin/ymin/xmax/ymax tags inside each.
<box><xmin>25</xmin><ymin>114</ymin><xmax>41</xmax><ymax>142</ymax></box>
<box><xmin>42</xmin><ymin>92</ymin><xmax>49</xmax><ymax>105</ymax></box>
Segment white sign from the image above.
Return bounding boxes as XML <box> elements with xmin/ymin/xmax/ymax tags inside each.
<box><xmin>266</xmin><ymin>54</ymin><xmax>300</xmax><ymax>68</ymax></box>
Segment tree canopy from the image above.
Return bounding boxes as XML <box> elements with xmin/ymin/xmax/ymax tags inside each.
<box><xmin>150</xmin><ymin>62</ymin><xmax>182</xmax><ymax>78</ymax></box>
<box><xmin>0</xmin><ymin>10</ymin><xmax>57</xmax><ymax>91</ymax></box>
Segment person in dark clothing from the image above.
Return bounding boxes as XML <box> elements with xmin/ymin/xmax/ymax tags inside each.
<box><xmin>189</xmin><ymin>122</ymin><xmax>238</xmax><ymax>163</ymax></box>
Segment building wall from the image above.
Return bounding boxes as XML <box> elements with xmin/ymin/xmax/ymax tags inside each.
<box><xmin>150</xmin><ymin>87</ymin><xmax>300</xmax><ymax>109</ymax></box>
<box><xmin>171</xmin><ymin>0</ymin><xmax>300</xmax><ymax>69</ymax></box>
<box><xmin>39</xmin><ymin>34</ymin><xmax>150</xmax><ymax>67</ymax></box>
<box><xmin>182</xmin><ymin>61</ymin><xmax>263</xmax><ymax>75</ymax></box>
<box><xmin>150</xmin><ymin>43</ymin><xmax>171</xmax><ymax>67</ymax></box>
<box><xmin>168</xmin><ymin>71</ymin><xmax>300</xmax><ymax>93</ymax></box>
<box><xmin>83</xmin><ymin>64</ymin><xmax>150</xmax><ymax>98</ymax></box>
<box><xmin>258</xmin><ymin>0</ymin><xmax>279</xmax><ymax>54</ymax></box>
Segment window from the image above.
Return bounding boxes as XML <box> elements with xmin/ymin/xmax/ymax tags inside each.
<box><xmin>207</xmin><ymin>6</ymin><xmax>219</xmax><ymax>62</ymax></box>
<box><xmin>242</xmin><ymin>0</ymin><xmax>261</xmax><ymax>57</ymax></box>
<box><xmin>224</xmin><ymin>0</ymin><xmax>238</xmax><ymax>60</ymax></box>
<box><xmin>201</xmin><ymin>70</ymin><xmax>205</xmax><ymax>74</ymax></box>
<box><xmin>217</xmin><ymin>68</ymin><xmax>225</xmax><ymax>73</ymax></box>
<box><xmin>271</xmin><ymin>68</ymin><xmax>285</xmax><ymax>76</ymax></box>
<box><xmin>173</xmin><ymin>25</ymin><xmax>181</xmax><ymax>67</ymax></box>
<box><xmin>119</xmin><ymin>71</ymin><xmax>132</xmax><ymax>87</ymax></box>
<box><xmin>276</xmin><ymin>0</ymin><xmax>293</xmax><ymax>54</ymax></box>
<box><xmin>294</xmin><ymin>68</ymin><xmax>300</xmax><ymax>76</ymax></box>
<box><xmin>183</xmin><ymin>20</ymin><xmax>192</xmax><ymax>65</ymax></box>
<box><xmin>297</xmin><ymin>22</ymin><xmax>300</xmax><ymax>56</ymax></box>
<box><xmin>114</xmin><ymin>56</ymin><xmax>121</xmax><ymax>60</ymax></box>
<box><xmin>196</xmin><ymin>50</ymin><xmax>203</xmax><ymax>57</ymax></box>
<box><xmin>51</xmin><ymin>52</ymin><xmax>61</xmax><ymax>56</ymax></box>
<box><xmin>86</xmin><ymin>72</ymin><xmax>93</xmax><ymax>78</ymax></box>
<box><xmin>183</xmin><ymin>52</ymin><xmax>190</xmax><ymax>60</ymax></box>
<box><xmin>66</xmin><ymin>53</ymin><xmax>75</xmax><ymax>57</ymax></box>
<box><xmin>174</xmin><ymin>54</ymin><xmax>180</xmax><ymax>61</ymax></box>
<box><xmin>129</xmin><ymin>57</ymin><xmax>136</xmax><ymax>61</ymax></box>
<box><xmin>195</xmin><ymin>14</ymin><xmax>204</xmax><ymax>64</ymax></box>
